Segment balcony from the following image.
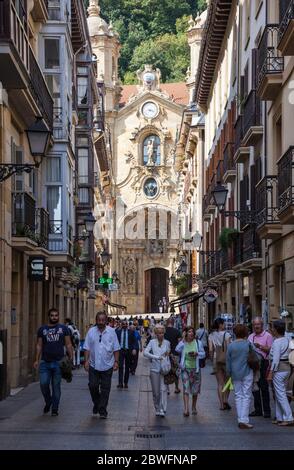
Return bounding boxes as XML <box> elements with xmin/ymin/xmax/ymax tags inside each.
<box><xmin>242</xmin><ymin>90</ymin><xmax>263</xmax><ymax>146</ymax></box>
<box><xmin>234</xmin><ymin>228</ymin><xmax>262</xmax><ymax>272</ymax></box>
<box><xmin>11</xmin><ymin>193</ymin><xmax>49</xmax><ymax>251</ymax></box>
<box><xmin>223</xmin><ymin>142</ymin><xmax>236</xmax><ymax>183</ymax></box>
<box><xmin>47</xmin><ymin>220</ymin><xmax>74</xmax><ymax>267</ymax></box>
<box><xmin>31</xmin><ymin>0</ymin><xmax>49</xmax><ymax>23</ymax></box>
<box><xmin>0</xmin><ymin>0</ymin><xmax>29</xmax><ymax>88</ymax></box>
<box><xmin>256</xmin><ymin>176</ymin><xmax>282</xmax><ymax>239</ymax></box>
<box><xmin>257</xmin><ymin>25</ymin><xmax>284</xmax><ymax>100</ymax></box>
<box><xmin>234</xmin><ymin>115</ymin><xmax>250</xmax><ymax>164</ymax></box>
<box><xmin>278</xmin><ymin>146</ymin><xmax>294</xmax><ymax>224</ymax></box>
<box><xmin>29</xmin><ymin>47</ymin><xmax>53</xmax><ymax>129</ymax></box>
<box><xmin>278</xmin><ymin>0</ymin><xmax>294</xmax><ymax>56</ymax></box>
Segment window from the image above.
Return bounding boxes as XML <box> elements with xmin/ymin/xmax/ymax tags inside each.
<box><xmin>48</xmin><ymin>0</ymin><xmax>60</xmax><ymax>20</ymax></box>
<box><xmin>78</xmin><ymin>148</ymin><xmax>89</xmax><ymax>184</ymax></box>
<box><xmin>78</xmin><ymin>111</ymin><xmax>88</xmax><ymax>126</ymax></box>
<box><xmin>77</xmin><ymin>137</ymin><xmax>88</xmax><ymax>146</ymax></box>
<box><xmin>77</xmin><ymin>76</ymin><xmax>88</xmax><ymax>105</ymax></box>
<box><xmin>143</xmin><ymin>178</ymin><xmax>159</xmax><ymax>198</ymax></box>
<box><xmin>46</xmin><ymin>157</ymin><xmax>61</xmax><ymax>182</ymax></box>
<box><xmin>45</xmin><ymin>74</ymin><xmax>61</xmax><ymax>107</ymax></box>
<box><xmin>79</xmin><ymin>188</ymin><xmax>89</xmax><ymax>204</ymax></box>
<box><xmin>245</xmin><ymin>0</ymin><xmax>251</xmax><ymax>48</ymax></box>
<box><xmin>143</xmin><ymin>135</ymin><xmax>161</xmax><ymax>166</ymax></box>
<box><xmin>47</xmin><ymin>186</ymin><xmax>62</xmax><ymax>222</ymax></box>
<box><xmin>45</xmin><ymin>38</ymin><xmax>60</xmax><ymax>69</ymax></box>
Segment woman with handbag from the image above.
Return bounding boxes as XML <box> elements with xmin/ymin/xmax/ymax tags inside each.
<box><xmin>209</xmin><ymin>318</ymin><xmax>232</xmax><ymax>410</ymax></box>
<box><xmin>175</xmin><ymin>327</ymin><xmax>206</xmax><ymax>417</ymax></box>
<box><xmin>267</xmin><ymin>320</ymin><xmax>294</xmax><ymax>426</ymax></box>
<box><xmin>144</xmin><ymin>325</ymin><xmax>171</xmax><ymax>417</ymax></box>
<box><xmin>226</xmin><ymin>324</ymin><xmax>255</xmax><ymax>429</ymax></box>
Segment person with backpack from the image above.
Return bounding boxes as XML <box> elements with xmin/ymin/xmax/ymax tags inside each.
<box><xmin>196</xmin><ymin>323</ymin><xmax>209</xmax><ymax>358</ymax></box>
<box><xmin>65</xmin><ymin>318</ymin><xmax>81</xmax><ymax>368</ymax></box>
<box><xmin>209</xmin><ymin>318</ymin><xmax>232</xmax><ymax>410</ymax></box>
<box><xmin>267</xmin><ymin>320</ymin><xmax>294</xmax><ymax>426</ymax></box>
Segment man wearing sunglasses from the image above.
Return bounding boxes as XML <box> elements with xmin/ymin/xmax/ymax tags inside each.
<box><xmin>84</xmin><ymin>311</ymin><xmax>120</xmax><ymax>418</ymax></box>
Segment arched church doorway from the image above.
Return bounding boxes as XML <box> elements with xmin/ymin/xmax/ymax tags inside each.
<box><xmin>145</xmin><ymin>268</ymin><xmax>169</xmax><ymax>313</ymax></box>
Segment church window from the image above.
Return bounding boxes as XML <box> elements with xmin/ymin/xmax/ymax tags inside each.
<box><xmin>143</xmin><ymin>135</ymin><xmax>161</xmax><ymax>166</ymax></box>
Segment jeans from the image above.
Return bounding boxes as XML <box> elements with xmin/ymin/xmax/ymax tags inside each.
<box><xmin>39</xmin><ymin>360</ymin><xmax>62</xmax><ymax>411</ymax></box>
<box><xmin>273</xmin><ymin>370</ymin><xmax>293</xmax><ymax>422</ymax></box>
<box><xmin>150</xmin><ymin>371</ymin><xmax>167</xmax><ymax>413</ymax></box>
<box><xmin>88</xmin><ymin>366</ymin><xmax>113</xmax><ymax>416</ymax></box>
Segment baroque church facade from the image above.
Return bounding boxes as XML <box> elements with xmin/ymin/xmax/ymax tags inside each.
<box><xmin>87</xmin><ymin>1</ymin><xmax>190</xmax><ymax>314</ymax></box>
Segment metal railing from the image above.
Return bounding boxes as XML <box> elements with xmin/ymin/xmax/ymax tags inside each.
<box><xmin>29</xmin><ymin>47</ymin><xmax>53</xmax><ymax>130</ymax></box>
<box><xmin>0</xmin><ymin>0</ymin><xmax>29</xmax><ymax>70</ymax></box>
<box><xmin>243</xmin><ymin>90</ymin><xmax>262</xmax><ymax>136</ymax></box>
<box><xmin>12</xmin><ymin>192</ymin><xmax>36</xmax><ymax>239</ymax></box>
<box><xmin>49</xmin><ymin>220</ymin><xmax>63</xmax><ymax>235</ymax></box>
<box><xmin>279</xmin><ymin>0</ymin><xmax>294</xmax><ymax>40</ymax></box>
<box><xmin>258</xmin><ymin>25</ymin><xmax>284</xmax><ymax>89</ymax></box>
<box><xmin>35</xmin><ymin>208</ymin><xmax>49</xmax><ymax>248</ymax></box>
<box><xmin>243</xmin><ymin>227</ymin><xmax>261</xmax><ymax>262</ymax></box>
<box><xmin>234</xmin><ymin>115</ymin><xmax>243</xmax><ymax>154</ymax></box>
<box><xmin>256</xmin><ymin>176</ymin><xmax>280</xmax><ymax>227</ymax></box>
<box><xmin>223</xmin><ymin>142</ymin><xmax>235</xmax><ymax>173</ymax></box>
<box><xmin>278</xmin><ymin>146</ymin><xmax>294</xmax><ymax>212</ymax></box>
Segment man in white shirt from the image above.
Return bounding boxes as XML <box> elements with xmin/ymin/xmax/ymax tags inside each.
<box><xmin>84</xmin><ymin>311</ymin><xmax>120</xmax><ymax>418</ymax></box>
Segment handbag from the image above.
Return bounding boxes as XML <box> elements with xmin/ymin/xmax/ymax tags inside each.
<box><xmin>160</xmin><ymin>356</ymin><xmax>171</xmax><ymax>376</ymax></box>
<box><xmin>215</xmin><ymin>333</ymin><xmax>227</xmax><ymax>366</ymax></box>
<box><xmin>247</xmin><ymin>343</ymin><xmax>260</xmax><ymax>371</ymax></box>
<box><xmin>58</xmin><ymin>356</ymin><xmax>73</xmax><ymax>383</ymax></box>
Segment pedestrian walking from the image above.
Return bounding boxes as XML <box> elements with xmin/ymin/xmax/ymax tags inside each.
<box><xmin>209</xmin><ymin>318</ymin><xmax>232</xmax><ymax>410</ymax></box>
<box><xmin>248</xmin><ymin>317</ymin><xmax>273</xmax><ymax>418</ymax></box>
<box><xmin>83</xmin><ymin>312</ymin><xmax>120</xmax><ymax>419</ymax></box>
<box><xmin>65</xmin><ymin>318</ymin><xmax>81</xmax><ymax>368</ymax></box>
<box><xmin>116</xmin><ymin>320</ymin><xmax>137</xmax><ymax>388</ymax></box>
<box><xmin>164</xmin><ymin>318</ymin><xmax>181</xmax><ymax>394</ymax></box>
<box><xmin>267</xmin><ymin>320</ymin><xmax>294</xmax><ymax>426</ymax></box>
<box><xmin>129</xmin><ymin>324</ymin><xmax>142</xmax><ymax>375</ymax></box>
<box><xmin>226</xmin><ymin>324</ymin><xmax>254</xmax><ymax>429</ymax></box>
<box><xmin>176</xmin><ymin>327</ymin><xmax>206</xmax><ymax>417</ymax></box>
<box><xmin>144</xmin><ymin>325</ymin><xmax>170</xmax><ymax>417</ymax></box>
<box><xmin>34</xmin><ymin>308</ymin><xmax>73</xmax><ymax>417</ymax></box>
<box><xmin>196</xmin><ymin>323</ymin><xmax>209</xmax><ymax>358</ymax></box>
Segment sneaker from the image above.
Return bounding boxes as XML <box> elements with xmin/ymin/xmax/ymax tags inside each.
<box><xmin>51</xmin><ymin>410</ymin><xmax>59</xmax><ymax>417</ymax></box>
<box><xmin>43</xmin><ymin>403</ymin><xmax>51</xmax><ymax>414</ymax></box>
<box><xmin>99</xmin><ymin>413</ymin><xmax>108</xmax><ymax>419</ymax></box>
<box><xmin>238</xmin><ymin>423</ymin><xmax>253</xmax><ymax>429</ymax></box>
<box><xmin>156</xmin><ymin>411</ymin><xmax>161</xmax><ymax>416</ymax></box>
<box><xmin>159</xmin><ymin>411</ymin><xmax>165</xmax><ymax>417</ymax></box>
<box><xmin>92</xmin><ymin>405</ymin><xmax>99</xmax><ymax>416</ymax></box>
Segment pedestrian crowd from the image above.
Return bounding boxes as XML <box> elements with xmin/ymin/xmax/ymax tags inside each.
<box><xmin>34</xmin><ymin>309</ymin><xmax>294</xmax><ymax>429</ymax></box>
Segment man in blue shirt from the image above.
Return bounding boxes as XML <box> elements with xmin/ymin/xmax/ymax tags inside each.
<box><xmin>34</xmin><ymin>308</ymin><xmax>73</xmax><ymax>416</ymax></box>
<box><xmin>129</xmin><ymin>324</ymin><xmax>142</xmax><ymax>375</ymax></box>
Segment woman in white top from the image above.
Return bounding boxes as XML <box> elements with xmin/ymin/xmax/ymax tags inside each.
<box><xmin>267</xmin><ymin>320</ymin><xmax>294</xmax><ymax>426</ymax></box>
<box><xmin>144</xmin><ymin>325</ymin><xmax>170</xmax><ymax>417</ymax></box>
<box><xmin>208</xmin><ymin>318</ymin><xmax>232</xmax><ymax>410</ymax></box>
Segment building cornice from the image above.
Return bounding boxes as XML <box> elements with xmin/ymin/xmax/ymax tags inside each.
<box><xmin>195</xmin><ymin>0</ymin><xmax>233</xmax><ymax>111</ymax></box>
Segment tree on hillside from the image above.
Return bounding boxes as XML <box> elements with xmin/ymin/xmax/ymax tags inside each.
<box><xmin>83</xmin><ymin>0</ymin><xmax>206</xmax><ymax>83</ymax></box>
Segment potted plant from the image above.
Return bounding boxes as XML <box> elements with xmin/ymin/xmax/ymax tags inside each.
<box><xmin>219</xmin><ymin>228</ymin><xmax>239</xmax><ymax>251</ymax></box>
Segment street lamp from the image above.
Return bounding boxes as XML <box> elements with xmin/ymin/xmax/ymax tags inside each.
<box><xmin>212</xmin><ymin>181</ymin><xmax>257</xmax><ymax>224</ymax></box>
<box><xmin>176</xmin><ymin>258</ymin><xmax>188</xmax><ymax>275</ymax></box>
<box><xmin>0</xmin><ymin>117</ymin><xmax>51</xmax><ymax>182</ymax></box>
<box><xmin>84</xmin><ymin>213</ymin><xmax>96</xmax><ymax>232</ymax></box>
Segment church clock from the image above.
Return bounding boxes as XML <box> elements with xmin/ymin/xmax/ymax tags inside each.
<box><xmin>142</xmin><ymin>101</ymin><xmax>159</xmax><ymax>119</ymax></box>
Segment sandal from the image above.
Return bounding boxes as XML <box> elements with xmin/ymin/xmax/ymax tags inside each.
<box><xmin>183</xmin><ymin>412</ymin><xmax>190</xmax><ymax>417</ymax></box>
<box><xmin>277</xmin><ymin>421</ymin><xmax>294</xmax><ymax>426</ymax></box>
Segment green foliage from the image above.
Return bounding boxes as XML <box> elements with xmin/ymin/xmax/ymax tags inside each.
<box><xmin>219</xmin><ymin>228</ymin><xmax>239</xmax><ymax>252</ymax></box>
<box><xmin>83</xmin><ymin>0</ymin><xmax>206</xmax><ymax>83</ymax></box>
<box><xmin>173</xmin><ymin>275</ymin><xmax>190</xmax><ymax>296</ymax></box>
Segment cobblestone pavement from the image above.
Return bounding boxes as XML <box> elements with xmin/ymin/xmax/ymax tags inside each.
<box><xmin>0</xmin><ymin>356</ymin><xmax>293</xmax><ymax>450</ymax></box>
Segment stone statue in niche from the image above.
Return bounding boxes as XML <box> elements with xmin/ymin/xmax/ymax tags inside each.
<box><xmin>146</xmin><ymin>139</ymin><xmax>155</xmax><ymax>166</ymax></box>
<box><xmin>123</xmin><ymin>256</ymin><xmax>137</xmax><ymax>292</ymax></box>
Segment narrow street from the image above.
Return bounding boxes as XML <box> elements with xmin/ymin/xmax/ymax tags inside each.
<box><xmin>0</xmin><ymin>356</ymin><xmax>293</xmax><ymax>451</ymax></box>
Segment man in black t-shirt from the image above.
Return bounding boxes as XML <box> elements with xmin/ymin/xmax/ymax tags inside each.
<box><xmin>164</xmin><ymin>318</ymin><xmax>181</xmax><ymax>394</ymax></box>
<box><xmin>34</xmin><ymin>308</ymin><xmax>73</xmax><ymax>416</ymax></box>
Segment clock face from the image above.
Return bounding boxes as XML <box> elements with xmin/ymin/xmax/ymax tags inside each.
<box><xmin>142</xmin><ymin>102</ymin><xmax>158</xmax><ymax>119</ymax></box>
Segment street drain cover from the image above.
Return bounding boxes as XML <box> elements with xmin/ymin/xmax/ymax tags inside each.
<box><xmin>136</xmin><ymin>433</ymin><xmax>163</xmax><ymax>439</ymax></box>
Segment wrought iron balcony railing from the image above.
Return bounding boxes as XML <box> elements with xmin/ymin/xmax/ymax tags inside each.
<box><xmin>243</xmin><ymin>90</ymin><xmax>262</xmax><ymax>137</ymax></box>
<box><xmin>12</xmin><ymin>193</ymin><xmax>49</xmax><ymax>247</ymax></box>
<box><xmin>278</xmin><ymin>146</ymin><xmax>294</xmax><ymax>212</ymax></box>
<box><xmin>279</xmin><ymin>0</ymin><xmax>294</xmax><ymax>40</ymax></box>
<box><xmin>29</xmin><ymin>47</ymin><xmax>53</xmax><ymax>130</ymax></box>
<box><xmin>223</xmin><ymin>142</ymin><xmax>235</xmax><ymax>173</ymax></box>
<box><xmin>257</xmin><ymin>25</ymin><xmax>284</xmax><ymax>88</ymax></box>
<box><xmin>242</xmin><ymin>227</ymin><xmax>261</xmax><ymax>262</ymax></box>
<box><xmin>256</xmin><ymin>176</ymin><xmax>280</xmax><ymax>227</ymax></box>
<box><xmin>234</xmin><ymin>115</ymin><xmax>243</xmax><ymax>154</ymax></box>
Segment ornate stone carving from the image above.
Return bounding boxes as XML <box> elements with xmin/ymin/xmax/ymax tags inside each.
<box><xmin>123</xmin><ymin>256</ymin><xmax>137</xmax><ymax>293</ymax></box>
